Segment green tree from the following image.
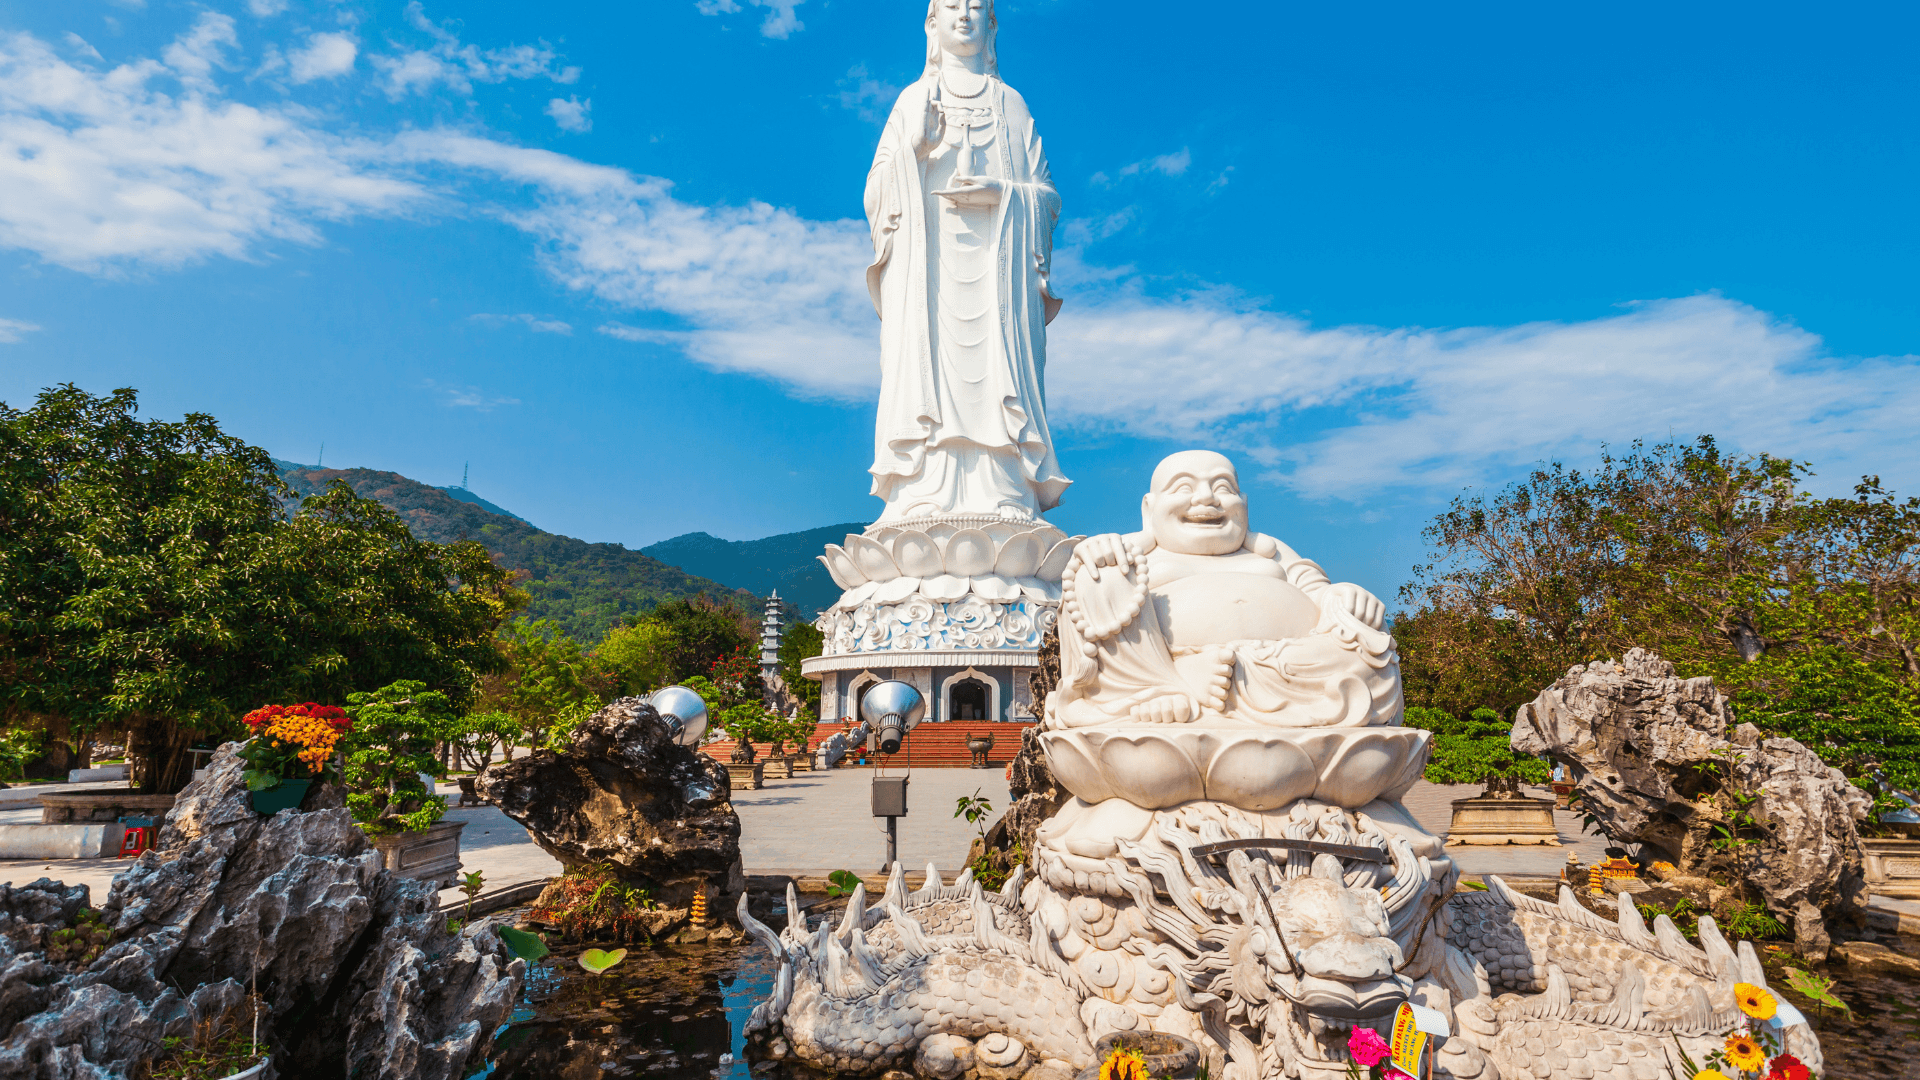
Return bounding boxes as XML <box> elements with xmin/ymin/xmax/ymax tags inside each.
<box><xmin>641</xmin><ymin>598</ymin><xmax>753</xmax><ymax>684</ymax></box>
<box><xmin>777</xmin><ymin>621</ymin><xmax>825</xmax><ymax>721</ymax></box>
<box><xmin>1397</xmin><ymin>436</ymin><xmax>1920</xmax><ymax>806</ymax></box>
<box><xmin>343</xmin><ymin>680</ymin><xmax>456</xmax><ymax>834</ymax></box>
<box><xmin>595</xmin><ymin>620</ymin><xmax>674</xmax><ymax>697</ymax></box>
<box><xmin>0</xmin><ymin>386</ymin><xmax>516</xmax><ymax>792</ymax></box>
<box><xmin>487</xmin><ymin>619</ymin><xmax>608</xmax><ymax>747</ymax></box>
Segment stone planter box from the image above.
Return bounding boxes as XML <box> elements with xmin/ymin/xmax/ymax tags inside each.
<box><xmin>789</xmin><ymin>754</ymin><xmax>813</xmax><ymax>772</ymax></box>
<box><xmin>1445</xmin><ymin>793</ymin><xmax>1561</xmax><ymax>846</ymax></box>
<box><xmin>763</xmin><ymin>757</ymin><xmax>792</xmax><ymax>780</ymax></box>
<box><xmin>725</xmin><ymin>762</ymin><xmax>764</xmax><ymax>791</ymax></box>
<box><xmin>38</xmin><ymin>793</ymin><xmax>176</xmax><ymax>824</ymax></box>
<box><xmin>1863</xmin><ymin>838</ymin><xmax>1920</xmax><ymax>899</ymax></box>
<box><xmin>369</xmin><ymin>820</ymin><xmax>465</xmax><ymax>889</ymax></box>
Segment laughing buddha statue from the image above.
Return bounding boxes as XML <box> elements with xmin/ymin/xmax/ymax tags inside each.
<box><xmin>1048</xmin><ymin>451</ymin><xmax>1402</xmax><ymax>729</ymax></box>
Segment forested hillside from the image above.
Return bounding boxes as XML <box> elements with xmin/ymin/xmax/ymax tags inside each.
<box><xmin>276</xmin><ymin>463</ymin><xmax>758</xmax><ymax>641</ymax></box>
<box><xmin>643</xmin><ymin>522</ymin><xmax>865</xmax><ymax>617</ymax></box>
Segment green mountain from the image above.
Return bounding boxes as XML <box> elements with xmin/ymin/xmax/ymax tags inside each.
<box><xmin>642</xmin><ymin>523</ymin><xmax>865</xmax><ymax>618</ymax></box>
<box><xmin>275</xmin><ymin>463</ymin><xmax>758</xmax><ymax>643</ymax></box>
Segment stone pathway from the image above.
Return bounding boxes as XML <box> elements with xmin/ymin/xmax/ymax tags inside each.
<box><xmin>0</xmin><ymin>774</ymin><xmax>1753</xmax><ymax>906</ymax></box>
<box><xmin>731</xmin><ymin>767</ymin><xmax>1012</xmax><ymax>877</ymax></box>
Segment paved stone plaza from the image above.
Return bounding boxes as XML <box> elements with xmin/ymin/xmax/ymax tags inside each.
<box><xmin>0</xmin><ymin>772</ymin><xmax>1611</xmax><ymax>904</ymax></box>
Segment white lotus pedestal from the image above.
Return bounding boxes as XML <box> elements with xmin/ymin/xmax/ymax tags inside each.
<box><xmin>803</xmin><ymin>515</ymin><xmax>1081</xmax><ymax>726</ymax></box>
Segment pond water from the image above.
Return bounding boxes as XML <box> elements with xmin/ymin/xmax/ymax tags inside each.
<box><xmin>470</xmin><ymin>904</ymin><xmax>1920</xmax><ymax>1080</ymax></box>
<box><xmin>1771</xmin><ymin>943</ymin><xmax>1920</xmax><ymax>1080</ymax></box>
<box><xmin>474</xmin><ymin>906</ymin><xmax>796</xmax><ymax>1080</ymax></box>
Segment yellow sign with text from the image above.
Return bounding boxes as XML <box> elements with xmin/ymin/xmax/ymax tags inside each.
<box><xmin>1390</xmin><ymin>1002</ymin><xmax>1427</xmax><ymax>1077</ymax></box>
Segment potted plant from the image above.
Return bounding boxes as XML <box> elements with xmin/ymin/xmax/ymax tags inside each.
<box><xmin>237</xmin><ymin>704</ymin><xmax>351</xmax><ymax>814</ymax></box>
<box><xmin>343</xmin><ymin>681</ymin><xmax>465</xmax><ymax>887</ymax></box>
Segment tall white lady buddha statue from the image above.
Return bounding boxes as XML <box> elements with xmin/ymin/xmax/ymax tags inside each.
<box><xmin>864</xmin><ymin>0</ymin><xmax>1070</xmax><ymax>523</ymax></box>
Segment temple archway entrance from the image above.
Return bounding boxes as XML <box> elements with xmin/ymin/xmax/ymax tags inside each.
<box><xmin>948</xmin><ymin>678</ymin><xmax>990</xmax><ymax>722</ymax></box>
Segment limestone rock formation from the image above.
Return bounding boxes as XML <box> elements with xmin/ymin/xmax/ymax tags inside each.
<box><xmin>0</xmin><ymin>744</ymin><xmax>523</xmax><ymax>1079</ymax></box>
<box><xmin>1512</xmin><ymin>647</ymin><xmax>1871</xmax><ymax>958</ymax></box>
<box><xmin>480</xmin><ymin>695</ymin><xmax>744</xmax><ymax>907</ymax></box>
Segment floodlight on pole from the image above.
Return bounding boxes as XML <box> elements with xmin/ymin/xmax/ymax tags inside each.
<box><xmin>860</xmin><ymin>680</ymin><xmax>926</xmax><ymax>755</ymax></box>
<box><xmin>647</xmin><ymin>685</ymin><xmax>709</xmax><ymax>747</ymax></box>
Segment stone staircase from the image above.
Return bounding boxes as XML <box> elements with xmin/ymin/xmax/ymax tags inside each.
<box><xmin>702</xmin><ymin>721</ymin><xmax>1035</xmax><ymax>769</ymax></box>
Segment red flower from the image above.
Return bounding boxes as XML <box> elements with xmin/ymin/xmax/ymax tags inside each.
<box><xmin>1766</xmin><ymin>1055</ymin><xmax>1809</xmax><ymax>1080</ymax></box>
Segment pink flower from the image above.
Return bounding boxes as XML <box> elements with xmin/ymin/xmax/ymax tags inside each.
<box><xmin>1347</xmin><ymin>1027</ymin><xmax>1391</xmax><ymax>1068</ymax></box>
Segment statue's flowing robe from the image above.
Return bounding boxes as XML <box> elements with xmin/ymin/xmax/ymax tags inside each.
<box><xmin>864</xmin><ymin>75</ymin><xmax>1070</xmax><ymax>520</ymax></box>
<box><xmin>1050</xmin><ymin>537</ymin><xmax>1403</xmax><ymax>728</ymax></box>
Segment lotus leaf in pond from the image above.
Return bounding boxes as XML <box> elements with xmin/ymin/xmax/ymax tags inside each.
<box><xmin>578</xmin><ymin>947</ymin><xmax>628</xmax><ymax>974</ymax></box>
<box><xmin>498</xmin><ymin>925</ymin><xmax>549</xmax><ymax>962</ymax></box>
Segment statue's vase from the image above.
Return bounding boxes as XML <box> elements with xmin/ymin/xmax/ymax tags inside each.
<box><xmin>1039</xmin><ymin>725</ymin><xmax>1430</xmax><ymax>812</ymax></box>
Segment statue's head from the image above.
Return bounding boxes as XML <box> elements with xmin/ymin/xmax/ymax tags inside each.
<box><xmin>924</xmin><ymin>0</ymin><xmax>997</xmax><ymax>77</ymax></box>
<box><xmin>1142</xmin><ymin>450</ymin><xmax>1249</xmax><ymax>556</ymax></box>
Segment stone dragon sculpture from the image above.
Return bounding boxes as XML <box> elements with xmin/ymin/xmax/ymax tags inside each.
<box><xmin>741</xmin><ymin>802</ymin><xmax>1821</xmax><ymax>1080</ymax></box>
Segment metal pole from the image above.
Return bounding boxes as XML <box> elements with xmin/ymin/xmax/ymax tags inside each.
<box><xmin>885</xmin><ymin>816</ymin><xmax>898</xmax><ymax>869</ymax></box>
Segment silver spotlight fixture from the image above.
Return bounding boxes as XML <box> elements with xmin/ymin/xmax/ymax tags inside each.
<box><xmin>647</xmin><ymin>685</ymin><xmax>709</xmax><ymax>747</ymax></box>
<box><xmin>860</xmin><ymin>680</ymin><xmax>926</xmax><ymax>756</ymax></box>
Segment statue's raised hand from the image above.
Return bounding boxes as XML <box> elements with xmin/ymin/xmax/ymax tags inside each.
<box><xmin>1321</xmin><ymin>582</ymin><xmax>1385</xmax><ymax>630</ymax></box>
<box><xmin>932</xmin><ymin>175</ymin><xmax>1005</xmax><ymax>207</ymax></box>
<box><xmin>913</xmin><ymin>90</ymin><xmax>945</xmax><ymax>158</ymax></box>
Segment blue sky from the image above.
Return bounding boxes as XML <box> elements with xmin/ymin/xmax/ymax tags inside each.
<box><xmin>2</xmin><ymin>0</ymin><xmax>1916</xmax><ymax>606</ymax></box>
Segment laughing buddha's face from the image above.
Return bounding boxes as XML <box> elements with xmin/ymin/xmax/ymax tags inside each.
<box><xmin>1143</xmin><ymin>450</ymin><xmax>1249</xmax><ymax>556</ymax></box>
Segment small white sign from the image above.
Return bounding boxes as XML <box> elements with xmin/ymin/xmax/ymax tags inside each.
<box><xmin>1770</xmin><ymin>999</ymin><xmax>1808</xmax><ymax>1029</ymax></box>
<box><xmin>1407</xmin><ymin>1002</ymin><xmax>1451</xmax><ymax>1038</ymax></box>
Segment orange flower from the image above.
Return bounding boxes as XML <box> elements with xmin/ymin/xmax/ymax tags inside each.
<box><xmin>1734</xmin><ymin>982</ymin><xmax>1777</xmax><ymax>1021</ymax></box>
<box><xmin>1724</xmin><ymin>1033</ymin><xmax>1766</xmax><ymax>1073</ymax></box>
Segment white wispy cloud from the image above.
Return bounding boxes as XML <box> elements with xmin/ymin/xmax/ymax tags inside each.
<box><xmin>62</xmin><ymin>33</ymin><xmax>103</xmax><ymax>62</ymax></box>
<box><xmin>470</xmin><ymin>312</ymin><xmax>573</xmax><ymax>335</ymax></box>
<box><xmin>424</xmin><ymin>378</ymin><xmax>521</xmax><ymax>410</ymax></box>
<box><xmin>0</xmin><ymin>25</ymin><xmax>423</xmax><ymax>272</ymax></box>
<box><xmin>0</xmin><ymin>317</ymin><xmax>42</xmax><ymax>343</ymax></box>
<box><xmin>246</xmin><ymin>0</ymin><xmax>290</xmax><ymax>16</ymax></box>
<box><xmin>545</xmin><ymin>95</ymin><xmax>590</xmax><ymax>133</ymax></box>
<box><xmin>696</xmin><ymin>0</ymin><xmax>805</xmax><ymax>40</ymax></box>
<box><xmin>288</xmin><ymin>32</ymin><xmax>357</xmax><ymax>83</ymax></box>
<box><xmin>370</xmin><ymin>2</ymin><xmax>579</xmax><ymax>100</ymax></box>
<box><xmin>837</xmin><ymin>63</ymin><xmax>898</xmax><ymax>124</ymax></box>
<box><xmin>1092</xmin><ymin>147</ymin><xmax>1194</xmax><ymax>187</ymax></box>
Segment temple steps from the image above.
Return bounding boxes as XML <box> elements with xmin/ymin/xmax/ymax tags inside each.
<box><xmin>702</xmin><ymin>720</ymin><xmax>1035</xmax><ymax>769</ymax></box>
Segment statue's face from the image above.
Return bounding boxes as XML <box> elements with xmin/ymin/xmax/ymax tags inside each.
<box><xmin>1143</xmin><ymin>451</ymin><xmax>1249</xmax><ymax>556</ymax></box>
<box><xmin>933</xmin><ymin>0</ymin><xmax>990</xmax><ymax>58</ymax></box>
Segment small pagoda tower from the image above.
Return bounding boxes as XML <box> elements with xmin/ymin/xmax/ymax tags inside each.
<box><xmin>759</xmin><ymin>591</ymin><xmax>785</xmax><ymax>702</ymax></box>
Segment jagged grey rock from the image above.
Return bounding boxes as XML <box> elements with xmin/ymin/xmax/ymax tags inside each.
<box><xmin>480</xmin><ymin>695</ymin><xmax>744</xmax><ymax>907</ymax></box>
<box><xmin>1512</xmin><ymin>647</ymin><xmax>1872</xmax><ymax>959</ymax></box>
<box><xmin>0</xmin><ymin>744</ymin><xmax>524</xmax><ymax>1080</ymax></box>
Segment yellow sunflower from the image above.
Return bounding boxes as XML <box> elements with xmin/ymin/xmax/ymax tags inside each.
<box><xmin>1724</xmin><ymin>1033</ymin><xmax>1766</xmax><ymax>1073</ymax></box>
<box><xmin>1734</xmin><ymin>981</ymin><xmax>1776</xmax><ymax>1020</ymax></box>
<box><xmin>1099</xmin><ymin>1048</ymin><xmax>1147</xmax><ymax>1080</ymax></box>
<box><xmin>1692</xmin><ymin>1070</ymin><xmax>1731</xmax><ymax>1080</ymax></box>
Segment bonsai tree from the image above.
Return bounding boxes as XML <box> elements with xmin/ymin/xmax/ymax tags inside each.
<box><xmin>448</xmin><ymin>709</ymin><xmax>518</xmax><ymax>772</ymax></box>
<box><xmin>344</xmin><ymin>680</ymin><xmax>457</xmax><ymax>834</ymax></box>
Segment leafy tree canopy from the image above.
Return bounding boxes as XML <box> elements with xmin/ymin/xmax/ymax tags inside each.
<box><xmin>0</xmin><ymin>385</ymin><xmax>516</xmax><ymax>791</ymax></box>
<box><xmin>1397</xmin><ymin>436</ymin><xmax>1920</xmax><ymax>802</ymax></box>
<box><xmin>778</xmin><ymin>620</ymin><xmax>825</xmax><ymax>721</ymax></box>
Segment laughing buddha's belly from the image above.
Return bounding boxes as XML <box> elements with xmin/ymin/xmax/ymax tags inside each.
<box><xmin>1149</xmin><ymin>572</ymin><xmax>1322</xmax><ymax>649</ymax></box>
